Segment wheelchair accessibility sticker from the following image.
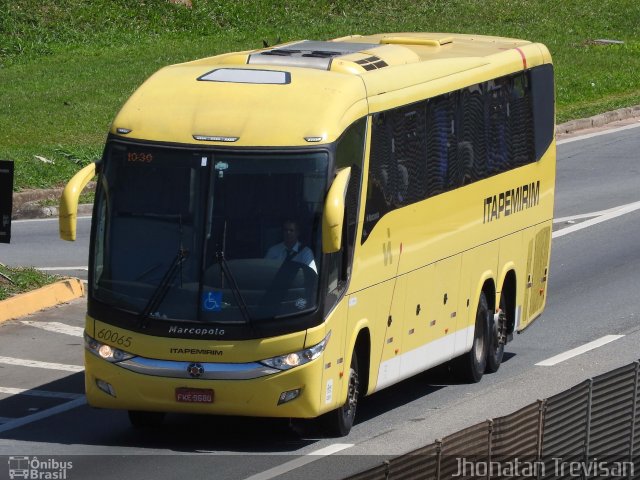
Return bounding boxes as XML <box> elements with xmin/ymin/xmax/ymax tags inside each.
<box><xmin>202</xmin><ymin>291</ymin><xmax>223</xmax><ymax>312</ymax></box>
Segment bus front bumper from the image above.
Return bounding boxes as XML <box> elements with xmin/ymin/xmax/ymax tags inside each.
<box><xmin>84</xmin><ymin>351</ymin><xmax>325</xmax><ymax>418</ymax></box>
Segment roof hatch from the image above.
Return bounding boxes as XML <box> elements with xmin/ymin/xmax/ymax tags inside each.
<box><xmin>248</xmin><ymin>40</ymin><xmax>380</xmax><ymax>71</ymax></box>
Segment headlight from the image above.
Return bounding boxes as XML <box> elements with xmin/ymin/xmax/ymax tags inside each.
<box><xmin>84</xmin><ymin>332</ymin><xmax>135</xmax><ymax>363</ymax></box>
<box><xmin>260</xmin><ymin>332</ymin><xmax>331</xmax><ymax>371</ymax></box>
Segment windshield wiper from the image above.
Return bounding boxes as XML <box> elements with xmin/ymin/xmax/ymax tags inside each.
<box><xmin>140</xmin><ymin>247</ymin><xmax>188</xmax><ymax>322</ymax></box>
<box><xmin>215</xmin><ymin>251</ymin><xmax>252</xmax><ymax>324</ymax></box>
<box><xmin>213</xmin><ymin>219</ymin><xmax>252</xmax><ymax>324</ymax></box>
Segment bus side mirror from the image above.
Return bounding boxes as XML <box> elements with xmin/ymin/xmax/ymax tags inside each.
<box><xmin>59</xmin><ymin>162</ymin><xmax>96</xmax><ymax>241</ymax></box>
<box><xmin>322</xmin><ymin>167</ymin><xmax>351</xmax><ymax>254</ymax></box>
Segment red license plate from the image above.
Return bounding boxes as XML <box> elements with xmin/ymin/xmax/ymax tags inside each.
<box><xmin>175</xmin><ymin>387</ymin><xmax>214</xmax><ymax>403</ymax></box>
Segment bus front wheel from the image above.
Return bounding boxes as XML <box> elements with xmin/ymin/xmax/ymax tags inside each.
<box><xmin>320</xmin><ymin>353</ymin><xmax>359</xmax><ymax>437</ymax></box>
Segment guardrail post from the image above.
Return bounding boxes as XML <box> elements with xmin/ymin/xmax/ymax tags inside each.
<box><xmin>536</xmin><ymin>399</ymin><xmax>545</xmax><ymax>480</ymax></box>
<box><xmin>536</xmin><ymin>398</ymin><xmax>545</xmax><ymax>461</ymax></box>
<box><xmin>435</xmin><ymin>439</ymin><xmax>442</xmax><ymax>480</ymax></box>
<box><xmin>584</xmin><ymin>378</ymin><xmax>594</xmax><ymax>465</ymax></box>
<box><xmin>487</xmin><ymin>419</ymin><xmax>493</xmax><ymax>480</ymax></box>
<box><xmin>629</xmin><ymin>361</ymin><xmax>639</xmax><ymax>480</ymax></box>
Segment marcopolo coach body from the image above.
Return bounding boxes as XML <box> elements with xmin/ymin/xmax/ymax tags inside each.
<box><xmin>60</xmin><ymin>32</ymin><xmax>555</xmax><ymax>435</ymax></box>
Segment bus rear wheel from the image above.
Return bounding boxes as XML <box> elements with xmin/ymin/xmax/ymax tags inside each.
<box><xmin>455</xmin><ymin>292</ymin><xmax>489</xmax><ymax>383</ymax></box>
<box><xmin>320</xmin><ymin>353</ymin><xmax>359</xmax><ymax>437</ymax></box>
<box><xmin>128</xmin><ymin>410</ymin><xmax>165</xmax><ymax>428</ymax></box>
<box><xmin>486</xmin><ymin>294</ymin><xmax>506</xmax><ymax>373</ymax></box>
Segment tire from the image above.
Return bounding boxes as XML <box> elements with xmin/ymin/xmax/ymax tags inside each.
<box><xmin>455</xmin><ymin>292</ymin><xmax>488</xmax><ymax>383</ymax></box>
<box><xmin>128</xmin><ymin>410</ymin><xmax>165</xmax><ymax>428</ymax></box>
<box><xmin>486</xmin><ymin>294</ymin><xmax>506</xmax><ymax>373</ymax></box>
<box><xmin>320</xmin><ymin>353</ymin><xmax>359</xmax><ymax>437</ymax></box>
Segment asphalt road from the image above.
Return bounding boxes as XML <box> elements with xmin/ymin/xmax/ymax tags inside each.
<box><xmin>0</xmin><ymin>215</ymin><xmax>91</xmax><ymax>280</ymax></box>
<box><xmin>0</xmin><ymin>121</ymin><xmax>639</xmax><ymax>480</ymax></box>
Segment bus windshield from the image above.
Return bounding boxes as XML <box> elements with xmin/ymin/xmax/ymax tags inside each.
<box><xmin>92</xmin><ymin>142</ymin><xmax>328</xmax><ymax>324</ymax></box>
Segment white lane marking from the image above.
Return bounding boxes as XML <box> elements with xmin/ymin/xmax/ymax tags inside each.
<box><xmin>535</xmin><ymin>335</ymin><xmax>625</xmax><ymax>366</ymax></box>
<box><xmin>242</xmin><ymin>443</ymin><xmax>354</xmax><ymax>480</ymax></box>
<box><xmin>557</xmin><ymin>122</ymin><xmax>640</xmax><ymax>145</ymax></box>
<box><xmin>0</xmin><ymin>396</ymin><xmax>87</xmax><ymax>433</ymax></box>
<box><xmin>553</xmin><ymin>203</ymin><xmax>636</xmax><ymax>224</ymax></box>
<box><xmin>21</xmin><ymin>321</ymin><xmax>84</xmax><ymax>337</ymax></box>
<box><xmin>0</xmin><ymin>356</ymin><xmax>83</xmax><ymax>372</ymax></box>
<box><xmin>0</xmin><ymin>387</ymin><xmax>83</xmax><ymax>400</ymax></box>
<box><xmin>553</xmin><ymin>200</ymin><xmax>640</xmax><ymax>239</ymax></box>
<box><xmin>36</xmin><ymin>266</ymin><xmax>88</xmax><ymax>271</ymax></box>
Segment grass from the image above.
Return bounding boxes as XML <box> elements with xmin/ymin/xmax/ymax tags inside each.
<box><xmin>1</xmin><ymin>0</ymin><xmax>639</xmax><ymax>191</ymax></box>
<box><xmin>37</xmin><ymin>191</ymin><xmax>94</xmax><ymax>208</ymax></box>
<box><xmin>0</xmin><ymin>263</ymin><xmax>59</xmax><ymax>301</ymax></box>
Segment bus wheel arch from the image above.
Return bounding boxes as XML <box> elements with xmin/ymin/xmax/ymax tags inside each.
<box><xmin>481</xmin><ymin>278</ymin><xmax>496</xmax><ymax>313</ymax></box>
<box><xmin>319</xmin><ymin>327</ymin><xmax>370</xmax><ymax>437</ymax></box>
<box><xmin>499</xmin><ymin>270</ymin><xmax>517</xmax><ymax>337</ymax></box>
<box><xmin>352</xmin><ymin>328</ymin><xmax>371</xmax><ymax>397</ymax></box>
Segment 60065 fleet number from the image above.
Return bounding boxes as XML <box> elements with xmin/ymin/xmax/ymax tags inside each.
<box><xmin>97</xmin><ymin>329</ymin><xmax>132</xmax><ymax>348</ymax></box>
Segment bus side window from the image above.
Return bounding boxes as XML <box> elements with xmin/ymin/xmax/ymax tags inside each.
<box><xmin>458</xmin><ymin>84</ymin><xmax>486</xmax><ymax>185</ymax></box>
<box><xmin>426</xmin><ymin>94</ymin><xmax>455</xmax><ymax>196</ymax></box>
<box><xmin>395</xmin><ymin>103</ymin><xmax>428</xmax><ymax>205</ymax></box>
<box><xmin>486</xmin><ymin>79</ymin><xmax>512</xmax><ymax>176</ymax></box>
<box><xmin>510</xmin><ymin>72</ymin><xmax>534</xmax><ymax>167</ymax></box>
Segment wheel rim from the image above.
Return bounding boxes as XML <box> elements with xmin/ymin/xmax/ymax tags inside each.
<box><xmin>344</xmin><ymin>366</ymin><xmax>359</xmax><ymax>418</ymax></box>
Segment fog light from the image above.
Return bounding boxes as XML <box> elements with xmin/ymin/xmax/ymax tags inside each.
<box><xmin>278</xmin><ymin>388</ymin><xmax>301</xmax><ymax>405</ymax></box>
<box><xmin>96</xmin><ymin>379</ymin><xmax>116</xmax><ymax>397</ymax></box>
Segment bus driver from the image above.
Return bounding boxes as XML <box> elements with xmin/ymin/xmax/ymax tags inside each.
<box><xmin>265</xmin><ymin>220</ymin><xmax>317</xmax><ymax>273</ymax></box>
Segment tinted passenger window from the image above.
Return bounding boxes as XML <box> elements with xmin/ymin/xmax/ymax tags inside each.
<box><xmin>362</xmin><ymin>64</ymin><xmax>553</xmax><ymax>243</ymax></box>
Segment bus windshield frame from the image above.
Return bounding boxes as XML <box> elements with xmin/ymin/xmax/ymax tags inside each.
<box><xmin>89</xmin><ymin>139</ymin><xmax>332</xmax><ymax>338</ymax></box>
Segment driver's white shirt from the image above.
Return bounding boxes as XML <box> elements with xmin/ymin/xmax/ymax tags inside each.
<box><xmin>265</xmin><ymin>241</ymin><xmax>317</xmax><ymax>273</ymax></box>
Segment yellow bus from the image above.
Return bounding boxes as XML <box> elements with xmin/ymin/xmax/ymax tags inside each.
<box><xmin>60</xmin><ymin>32</ymin><xmax>555</xmax><ymax>436</ymax></box>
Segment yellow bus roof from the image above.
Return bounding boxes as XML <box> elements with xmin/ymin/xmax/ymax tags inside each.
<box><xmin>111</xmin><ymin>32</ymin><xmax>551</xmax><ymax>147</ymax></box>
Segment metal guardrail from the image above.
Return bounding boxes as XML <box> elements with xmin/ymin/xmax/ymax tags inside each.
<box><xmin>345</xmin><ymin>360</ymin><xmax>640</xmax><ymax>480</ymax></box>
